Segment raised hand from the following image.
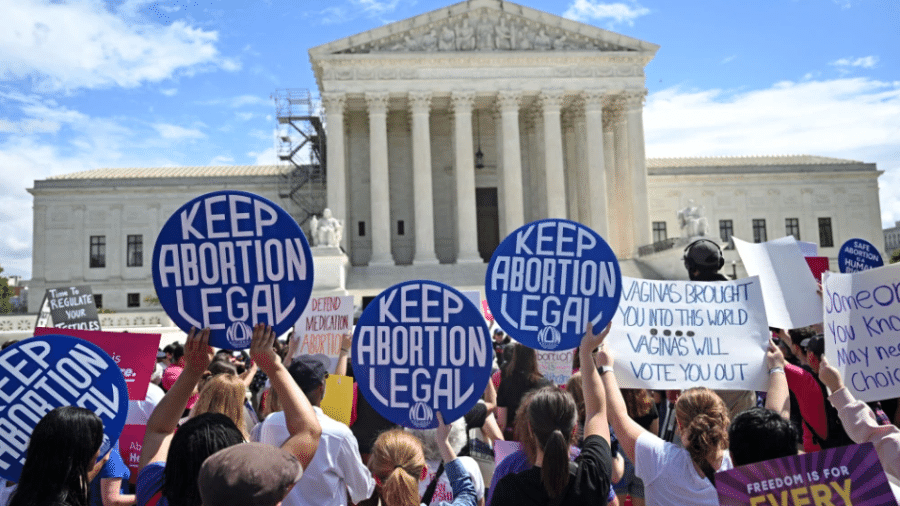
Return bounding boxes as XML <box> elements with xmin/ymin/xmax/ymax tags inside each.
<box><xmin>818</xmin><ymin>356</ymin><xmax>844</xmax><ymax>393</ymax></box>
<box><xmin>766</xmin><ymin>337</ymin><xmax>786</xmax><ymax>370</ymax></box>
<box><xmin>249</xmin><ymin>324</ymin><xmax>280</xmax><ymax>374</ymax></box>
<box><xmin>184</xmin><ymin>327</ymin><xmax>213</xmax><ymax>375</ymax></box>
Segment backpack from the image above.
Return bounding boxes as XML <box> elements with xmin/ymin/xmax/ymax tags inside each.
<box><xmin>801</xmin><ymin>365</ymin><xmax>854</xmax><ymax>449</ymax></box>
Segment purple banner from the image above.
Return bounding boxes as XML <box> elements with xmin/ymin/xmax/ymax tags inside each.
<box><xmin>717</xmin><ymin>443</ymin><xmax>897</xmax><ymax>505</ymax></box>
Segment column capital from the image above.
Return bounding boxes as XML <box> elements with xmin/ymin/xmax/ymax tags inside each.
<box><xmin>623</xmin><ymin>89</ymin><xmax>648</xmax><ymax>110</ymax></box>
<box><xmin>582</xmin><ymin>89</ymin><xmax>608</xmax><ymax>111</ymax></box>
<box><xmin>450</xmin><ymin>91</ymin><xmax>475</xmax><ymax>112</ymax></box>
<box><xmin>496</xmin><ymin>90</ymin><xmax>522</xmax><ymax>112</ymax></box>
<box><xmin>321</xmin><ymin>92</ymin><xmax>346</xmax><ymax>114</ymax></box>
<box><xmin>538</xmin><ymin>90</ymin><xmax>564</xmax><ymax>112</ymax></box>
<box><xmin>365</xmin><ymin>92</ymin><xmax>390</xmax><ymax>114</ymax></box>
<box><xmin>408</xmin><ymin>91</ymin><xmax>432</xmax><ymax>114</ymax></box>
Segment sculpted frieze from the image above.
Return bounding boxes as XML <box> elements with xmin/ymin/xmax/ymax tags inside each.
<box><xmin>337</xmin><ymin>8</ymin><xmax>633</xmax><ymax>54</ymax></box>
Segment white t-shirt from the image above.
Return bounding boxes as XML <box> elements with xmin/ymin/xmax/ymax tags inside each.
<box><xmin>635</xmin><ymin>432</ymin><xmax>732</xmax><ymax>506</ymax></box>
<box><xmin>418</xmin><ymin>457</ymin><xmax>485</xmax><ymax>505</ymax></box>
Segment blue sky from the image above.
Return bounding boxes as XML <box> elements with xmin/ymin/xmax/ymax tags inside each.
<box><xmin>1</xmin><ymin>0</ymin><xmax>898</xmax><ymax>278</ymax></box>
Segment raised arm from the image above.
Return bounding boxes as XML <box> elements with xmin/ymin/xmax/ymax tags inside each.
<box><xmin>580</xmin><ymin>322</ymin><xmax>611</xmax><ymax>445</ymax></box>
<box><xmin>140</xmin><ymin>327</ymin><xmax>212</xmax><ymax>470</ymax></box>
<box><xmin>436</xmin><ymin>412</ymin><xmax>477</xmax><ymax>506</ymax></box>
<box><xmin>595</xmin><ymin>327</ymin><xmax>647</xmax><ymax>464</ymax></box>
<box><xmin>249</xmin><ymin>324</ymin><xmax>322</xmax><ymax>469</ymax></box>
<box><xmin>334</xmin><ymin>332</ymin><xmax>352</xmax><ymax>377</ymax></box>
<box><xmin>764</xmin><ymin>338</ymin><xmax>789</xmax><ymax>419</ymax></box>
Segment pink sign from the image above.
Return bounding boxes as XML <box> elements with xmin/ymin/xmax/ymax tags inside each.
<box><xmin>805</xmin><ymin>256</ymin><xmax>830</xmax><ymax>283</ymax></box>
<box><xmin>34</xmin><ymin>327</ymin><xmax>161</xmax><ymax>400</ymax></box>
<box><xmin>481</xmin><ymin>300</ymin><xmax>494</xmax><ymax>323</ymax></box>
<box><xmin>118</xmin><ymin>424</ymin><xmax>147</xmax><ymax>484</ymax></box>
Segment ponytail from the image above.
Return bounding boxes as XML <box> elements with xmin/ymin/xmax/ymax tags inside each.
<box><xmin>676</xmin><ymin>388</ymin><xmax>729</xmax><ymax>485</ymax></box>
<box><xmin>527</xmin><ymin>387</ymin><xmax>577</xmax><ymax>499</ymax></box>
<box><xmin>380</xmin><ymin>467</ymin><xmax>419</xmax><ymax>506</ymax></box>
<box><xmin>368</xmin><ymin>429</ymin><xmax>426</xmax><ymax>506</ymax></box>
<box><xmin>540</xmin><ymin>429</ymin><xmax>571</xmax><ymax>497</ymax></box>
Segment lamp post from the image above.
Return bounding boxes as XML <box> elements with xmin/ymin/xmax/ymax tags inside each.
<box><xmin>731</xmin><ymin>260</ymin><xmax>737</xmax><ymax>280</ymax></box>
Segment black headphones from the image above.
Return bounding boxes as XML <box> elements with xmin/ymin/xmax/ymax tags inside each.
<box><xmin>683</xmin><ymin>238</ymin><xmax>724</xmax><ymax>272</ymax></box>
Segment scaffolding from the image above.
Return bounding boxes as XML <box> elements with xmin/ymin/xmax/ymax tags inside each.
<box><xmin>272</xmin><ymin>88</ymin><xmax>326</xmax><ymax>228</ymax></box>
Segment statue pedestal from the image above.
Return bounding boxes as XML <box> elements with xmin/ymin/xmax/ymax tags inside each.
<box><xmin>312</xmin><ymin>247</ymin><xmax>350</xmax><ymax>295</ymax></box>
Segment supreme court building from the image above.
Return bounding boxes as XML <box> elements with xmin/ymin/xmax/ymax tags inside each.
<box><xmin>26</xmin><ymin>0</ymin><xmax>885</xmax><ymax>312</ymax></box>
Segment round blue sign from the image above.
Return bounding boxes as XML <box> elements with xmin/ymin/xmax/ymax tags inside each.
<box><xmin>838</xmin><ymin>238</ymin><xmax>884</xmax><ymax>273</ymax></box>
<box><xmin>352</xmin><ymin>280</ymin><xmax>492</xmax><ymax>429</ymax></box>
<box><xmin>485</xmin><ymin>219</ymin><xmax>622</xmax><ymax>351</ymax></box>
<box><xmin>152</xmin><ymin>191</ymin><xmax>314</xmax><ymax>349</ymax></box>
<box><xmin>0</xmin><ymin>335</ymin><xmax>129</xmax><ymax>482</ymax></box>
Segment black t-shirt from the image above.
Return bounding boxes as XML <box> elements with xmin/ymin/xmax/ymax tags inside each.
<box><xmin>496</xmin><ymin>374</ymin><xmax>553</xmax><ymax>430</ymax></box>
<box><xmin>634</xmin><ymin>402</ymin><xmax>659</xmax><ymax>432</ymax></box>
<box><xmin>490</xmin><ymin>435</ymin><xmax>612</xmax><ymax>506</ymax></box>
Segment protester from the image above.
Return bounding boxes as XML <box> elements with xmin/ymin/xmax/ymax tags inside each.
<box><xmin>258</xmin><ymin>355</ymin><xmax>375</xmax><ymax>506</ymax></box>
<box><xmin>491</xmin><ymin>322</ymin><xmax>613</xmax><ymax>506</ymax></box>
<box><xmin>492</xmin><ymin>328</ymin><xmax>513</xmax><ymax>370</ymax></box>
<box><xmin>496</xmin><ymin>344</ymin><xmax>553</xmax><ymax>439</ymax></box>
<box><xmin>189</xmin><ymin>372</ymin><xmax>252</xmax><ymax>439</ymax></box>
<box><xmin>369</xmin><ymin>413</ymin><xmax>476</xmax><ymax>506</ymax></box>
<box><xmin>8</xmin><ymin>406</ymin><xmax>107</xmax><ymax>506</ymax></box>
<box><xmin>137</xmin><ymin>325</ymin><xmax>321</xmax><ymax>506</ymax></box>
<box><xmin>819</xmin><ymin>357</ymin><xmax>900</xmax><ymax>480</ymax></box>
<box><xmin>407</xmin><ymin>418</ymin><xmax>486</xmax><ymax>506</ymax></box>
<box><xmin>613</xmin><ymin>389</ymin><xmax>659</xmax><ymax>506</ymax></box>
<box><xmin>198</xmin><ymin>443</ymin><xmax>303</xmax><ymax>506</ymax></box>
<box><xmin>88</xmin><ymin>440</ymin><xmax>133</xmax><ymax>506</ymax></box>
<box><xmin>728</xmin><ymin>407</ymin><xmax>799</xmax><ymax>466</ymax></box>
<box><xmin>600</xmin><ymin>327</ymin><xmax>789</xmax><ymax>506</ymax></box>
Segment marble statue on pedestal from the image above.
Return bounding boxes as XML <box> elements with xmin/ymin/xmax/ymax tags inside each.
<box><xmin>678</xmin><ymin>199</ymin><xmax>708</xmax><ymax>238</ymax></box>
<box><xmin>309</xmin><ymin>208</ymin><xmax>343</xmax><ymax>248</ymax></box>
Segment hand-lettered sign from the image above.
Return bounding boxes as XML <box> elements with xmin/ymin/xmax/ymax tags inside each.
<box><xmin>608</xmin><ymin>276</ymin><xmax>769</xmax><ymax>391</ymax></box>
<box><xmin>485</xmin><ymin>219</ymin><xmax>621</xmax><ymax>351</ymax></box>
<box><xmin>0</xmin><ymin>335</ymin><xmax>129</xmax><ymax>482</ymax></box>
<box><xmin>152</xmin><ymin>190</ymin><xmax>314</xmax><ymax>349</ymax></box>
<box><xmin>294</xmin><ymin>295</ymin><xmax>354</xmax><ymax>373</ymax></box>
<box><xmin>838</xmin><ymin>238</ymin><xmax>884</xmax><ymax>273</ymax></box>
<box><xmin>35</xmin><ymin>285</ymin><xmax>101</xmax><ymax>331</ymax></box>
<box><xmin>824</xmin><ymin>266</ymin><xmax>900</xmax><ymax>402</ymax></box>
<box><xmin>716</xmin><ymin>443</ymin><xmax>898</xmax><ymax>505</ymax></box>
<box><xmin>536</xmin><ymin>349</ymin><xmax>575</xmax><ymax>386</ymax></box>
<box><xmin>33</xmin><ymin>328</ymin><xmax>161</xmax><ymax>401</ymax></box>
<box><xmin>352</xmin><ymin>280</ymin><xmax>492</xmax><ymax>429</ymax></box>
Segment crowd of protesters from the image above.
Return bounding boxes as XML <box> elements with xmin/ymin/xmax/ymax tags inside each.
<box><xmin>3</xmin><ymin>239</ymin><xmax>900</xmax><ymax>506</ymax></box>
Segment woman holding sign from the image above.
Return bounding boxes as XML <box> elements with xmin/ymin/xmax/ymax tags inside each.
<box><xmin>491</xmin><ymin>323</ymin><xmax>614</xmax><ymax>506</ymax></box>
<box><xmin>9</xmin><ymin>406</ymin><xmax>107</xmax><ymax>506</ymax></box>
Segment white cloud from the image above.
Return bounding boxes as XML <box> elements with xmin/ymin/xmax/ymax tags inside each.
<box><xmin>562</xmin><ymin>0</ymin><xmax>650</xmax><ymax>25</ymax></box>
<box><xmin>313</xmin><ymin>0</ymin><xmax>405</xmax><ymax>24</ymax></box>
<box><xmin>721</xmin><ymin>55</ymin><xmax>737</xmax><ymax>64</ymax></box>
<box><xmin>160</xmin><ymin>88</ymin><xmax>178</xmax><ymax>96</ymax></box>
<box><xmin>831</xmin><ymin>56</ymin><xmax>879</xmax><ymax>69</ymax></box>
<box><xmin>200</xmin><ymin>95</ymin><xmax>270</xmax><ymax>108</ymax></box>
<box><xmin>643</xmin><ymin>77</ymin><xmax>900</xmax><ymax>227</ymax></box>
<box><xmin>0</xmin><ymin>0</ymin><xmax>239</xmax><ymax>91</ymax></box>
<box><xmin>152</xmin><ymin>123</ymin><xmax>206</xmax><ymax>140</ymax></box>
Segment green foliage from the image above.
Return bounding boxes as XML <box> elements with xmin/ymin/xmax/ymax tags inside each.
<box><xmin>891</xmin><ymin>249</ymin><xmax>900</xmax><ymax>264</ymax></box>
<box><xmin>0</xmin><ymin>266</ymin><xmax>12</xmax><ymax>315</ymax></box>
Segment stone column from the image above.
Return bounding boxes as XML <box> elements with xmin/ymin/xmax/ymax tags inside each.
<box><xmin>365</xmin><ymin>92</ymin><xmax>394</xmax><ymax>266</ymax></box>
<box><xmin>582</xmin><ymin>90</ymin><xmax>610</xmax><ymax>238</ymax></box>
<box><xmin>451</xmin><ymin>91</ymin><xmax>482</xmax><ymax>263</ymax></box>
<box><xmin>562</xmin><ymin>108</ymin><xmax>579</xmax><ymax>221</ymax></box>
<box><xmin>321</xmin><ymin>92</ymin><xmax>348</xmax><ymax>251</ymax></box>
<box><xmin>497</xmin><ymin>91</ymin><xmax>524</xmax><ymax>235</ymax></box>
<box><xmin>602</xmin><ymin>110</ymin><xmax>618</xmax><ymax>253</ymax></box>
<box><xmin>409</xmin><ymin>92</ymin><xmax>438</xmax><ymax>265</ymax></box>
<box><xmin>625</xmin><ymin>89</ymin><xmax>651</xmax><ymax>249</ymax></box>
<box><xmin>110</xmin><ymin>204</ymin><xmax>123</xmax><ymax>280</ymax></box>
<box><xmin>540</xmin><ymin>90</ymin><xmax>566</xmax><ymax>219</ymax></box>
<box><xmin>75</xmin><ymin>205</ymin><xmax>86</xmax><ymax>281</ymax></box>
<box><xmin>492</xmin><ymin>106</ymin><xmax>507</xmax><ymax>237</ymax></box>
<box><xmin>610</xmin><ymin>96</ymin><xmax>635</xmax><ymax>258</ymax></box>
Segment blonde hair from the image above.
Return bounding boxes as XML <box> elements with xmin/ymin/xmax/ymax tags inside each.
<box><xmin>368</xmin><ymin>429</ymin><xmax>426</xmax><ymax>506</ymax></box>
<box><xmin>190</xmin><ymin>373</ymin><xmax>248</xmax><ymax>439</ymax></box>
<box><xmin>675</xmin><ymin>387</ymin><xmax>729</xmax><ymax>484</ymax></box>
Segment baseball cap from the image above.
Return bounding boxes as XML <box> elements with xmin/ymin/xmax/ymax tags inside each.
<box><xmin>198</xmin><ymin>443</ymin><xmax>302</xmax><ymax>506</ymax></box>
<box><xmin>288</xmin><ymin>355</ymin><xmax>329</xmax><ymax>393</ymax></box>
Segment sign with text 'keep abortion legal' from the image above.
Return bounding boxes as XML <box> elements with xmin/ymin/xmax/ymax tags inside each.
<box><xmin>608</xmin><ymin>277</ymin><xmax>770</xmax><ymax>391</ymax></box>
<box><xmin>838</xmin><ymin>238</ymin><xmax>884</xmax><ymax>273</ymax></box>
<box><xmin>485</xmin><ymin>219</ymin><xmax>621</xmax><ymax>351</ymax></box>
<box><xmin>716</xmin><ymin>443</ymin><xmax>897</xmax><ymax>506</ymax></box>
<box><xmin>352</xmin><ymin>280</ymin><xmax>492</xmax><ymax>429</ymax></box>
<box><xmin>0</xmin><ymin>335</ymin><xmax>129</xmax><ymax>482</ymax></box>
<box><xmin>824</xmin><ymin>266</ymin><xmax>900</xmax><ymax>402</ymax></box>
<box><xmin>153</xmin><ymin>191</ymin><xmax>314</xmax><ymax>349</ymax></box>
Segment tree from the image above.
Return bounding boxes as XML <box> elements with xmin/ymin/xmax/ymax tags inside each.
<box><xmin>891</xmin><ymin>249</ymin><xmax>900</xmax><ymax>264</ymax></box>
<box><xmin>0</xmin><ymin>266</ymin><xmax>13</xmax><ymax>314</ymax></box>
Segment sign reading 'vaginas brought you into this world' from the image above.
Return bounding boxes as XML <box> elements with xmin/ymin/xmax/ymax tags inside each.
<box><xmin>352</xmin><ymin>280</ymin><xmax>492</xmax><ymax>429</ymax></box>
<box><xmin>485</xmin><ymin>219</ymin><xmax>622</xmax><ymax>351</ymax></box>
<box><xmin>153</xmin><ymin>191</ymin><xmax>313</xmax><ymax>349</ymax></box>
